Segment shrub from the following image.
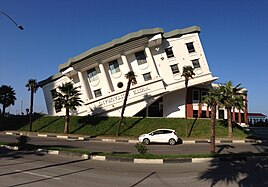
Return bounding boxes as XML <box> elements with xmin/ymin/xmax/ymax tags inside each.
<box><xmin>16</xmin><ymin>135</ymin><xmax>30</xmax><ymax>150</ymax></box>
<box><xmin>135</xmin><ymin>142</ymin><xmax>148</xmax><ymax>154</ymax></box>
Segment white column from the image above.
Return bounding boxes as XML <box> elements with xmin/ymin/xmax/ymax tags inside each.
<box><xmin>98</xmin><ymin>62</ymin><xmax>113</xmax><ymax>92</ymax></box>
<box><xmin>78</xmin><ymin>71</ymin><xmax>92</xmax><ymax>101</ymax></box>
<box><xmin>120</xmin><ymin>51</ymin><xmax>132</xmax><ymax>73</ymax></box>
<box><xmin>144</xmin><ymin>45</ymin><xmax>159</xmax><ymax>79</ymax></box>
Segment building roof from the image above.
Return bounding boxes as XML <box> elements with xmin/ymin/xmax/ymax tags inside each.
<box><xmin>163</xmin><ymin>26</ymin><xmax>201</xmax><ymax>38</ymax></box>
<box><xmin>58</xmin><ymin>26</ymin><xmax>201</xmax><ymax>72</ymax></box>
<box><xmin>38</xmin><ymin>72</ymin><xmax>62</xmax><ymax>87</ymax></box>
<box><xmin>248</xmin><ymin>113</ymin><xmax>267</xmax><ymax>117</ymax></box>
<box><xmin>40</xmin><ymin>26</ymin><xmax>201</xmax><ymax>87</ymax></box>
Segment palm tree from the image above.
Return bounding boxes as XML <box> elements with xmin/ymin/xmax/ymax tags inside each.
<box><xmin>117</xmin><ymin>71</ymin><xmax>137</xmax><ymax>136</ymax></box>
<box><xmin>220</xmin><ymin>81</ymin><xmax>244</xmax><ymax>138</ymax></box>
<box><xmin>53</xmin><ymin>82</ymin><xmax>83</xmax><ymax>134</ymax></box>
<box><xmin>26</xmin><ymin>79</ymin><xmax>39</xmax><ymax>132</ymax></box>
<box><xmin>182</xmin><ymin>66</ymin><xmax>195</xmax><ymax>137</ymax></box>
<box><xmin>202</xmin><ymin>86</ymin><xmax>222</xmax><ymax>153</ymax></box>
<box><xmin>0</xmin><ymin>85</ymin><xmax>16</xmax><ymax>115</ymax></box>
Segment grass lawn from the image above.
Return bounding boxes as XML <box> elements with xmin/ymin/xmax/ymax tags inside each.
<box><xmin>0</xmin><ymin>114</ymin><xmax>248</xmax><ymax>139</ymax></box>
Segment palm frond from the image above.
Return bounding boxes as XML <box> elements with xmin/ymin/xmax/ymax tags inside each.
<box><xmin>53</xmin><ymin>82</ymin><xmax>83</xmax><ymax>112</ymax></box>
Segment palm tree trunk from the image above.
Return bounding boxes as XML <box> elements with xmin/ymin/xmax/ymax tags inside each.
<box><xmin>2</xmin><ymin>105</ymin><xmax>6</xmax><ymax>115</ymax></box>
<box><xmin>64</xmin><ymin>107</ymin><xmax>70</xmax><ymax>134</ymax></box>
<box><xmin>210</xmin><ymin>105</ymin><xmax>216</xmax><ymax>153</ymax></box>
<box><xmin>227</xmin><ymin>108</ymin><xmax>232</xmax><ymax>138</ymax></box>
<box><xmin>185</xmin><ymin>84</ymin><xmax>188</xmax><ymax>138</ymax></box>
<box><xmin>117</xmin><ymin>80</ymin><xmax>131</xmax><ymax>136</ymax></box>
<box><xmin>29</xmin><ymin>89</ymin><xmax>34</xmax><ymax>132</ymax></box>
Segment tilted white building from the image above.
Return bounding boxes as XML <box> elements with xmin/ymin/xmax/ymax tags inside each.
<box><xmin>39</xmin><ymin>25</ymin><xmax>248</xmax><ymax>123</ymax></box>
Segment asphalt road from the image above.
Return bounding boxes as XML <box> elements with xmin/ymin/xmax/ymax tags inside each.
<box><xmin>0</xmin><ymin>149</ymin><xmax>268</xmax><ymax>187</ymax></box>
<box><xmin>0</xmin><ymin>134</ymin><xmax>267</xmax><ymax>155</ymax></box>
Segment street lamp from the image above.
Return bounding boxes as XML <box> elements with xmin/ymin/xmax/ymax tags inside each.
<box><xmin>0</xmin><ymin>10</ymin><xmax>24</xmax><ymax>30</ymax></box>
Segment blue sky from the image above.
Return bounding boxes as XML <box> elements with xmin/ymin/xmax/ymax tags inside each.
<box><xmin>1</xmin><ymin>0</ymin><xmax>267</xmax><ymax>116</ymax></box>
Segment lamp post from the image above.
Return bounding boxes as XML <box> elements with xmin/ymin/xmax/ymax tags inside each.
<box><xmin>0</xmin><ymin>10</ymin><xmax>24</xmax><ymax>30</ymax></box>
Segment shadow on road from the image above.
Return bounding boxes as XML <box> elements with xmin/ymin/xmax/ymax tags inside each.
<box><xmin>0</xmin><ymin>148</ymin><xmax>92</xmax><ymax>186</ymax></box>
<box><xmin>199</xmin><ymin>141</ymin><xmax>268</xmax><ymax>186</ymax></box>
<box><xmin>198</xmin><ymin>156</ymin><xmax>268</xmax><ymax>186</ymax></box>
<box><xmin>216</xmin><ymin>144</ymin><xmax>235</xmax><ymax>153</ymax></box>
<box><xmin>0</xmin><ymin>147</ymin><xmax>46</xmax><ymax>160</ymax></box>
<box><xmin>130</xmin><ymin>171</ymin><xmax>156</xmax><ymax>187</ymax></box>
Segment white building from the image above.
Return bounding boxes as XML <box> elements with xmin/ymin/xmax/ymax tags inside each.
<box><xmin>248</xmin><ymin>113</ymin><xmax>267</xmax><ymax>125</ymax></box>
<box><xmin>39</xmin><ymin>25</ymin><xmax>248</xmax><ymax>123</ymax></box>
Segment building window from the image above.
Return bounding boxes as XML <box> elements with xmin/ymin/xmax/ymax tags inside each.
<box><xmin>219</xmin><ymin>109</ymin><xmax>225</xmax><ymax>119</ymax></box>
<box><xmin>51</xmin><ymin>89</ymin><xmax>61</xmax><ymax>113</ymax></box>
<box><xmin>192</xmin><ymin>59</ymin><xmax>201</xmax><ymax>68</ymax></box>
<box><xmin>143</xmin><ymin>73</ymin><xmax>152</xmax><ymax>81</ymax></box>
<box><xmin>201</xmin><ymin>110</ymin><xmax>207</xmax><ymax>118</ymax></box>
<box><xmin>87</xmin><ymin>68</ymin><xmax>98</xmax><ymax>82</ymax></box>
<box><xmin>117</xmin><ymin>82</ymin><xmax>123</xmax><ymax>88</ymax></box>
<box><xmin>51</xmin><ymin>89</ymin><xmax>57</xmax><ymax>99</ymax></box>
<box><xmin>193</xmin><ymin>110</ymin><xmax>198</xmax><ymax>118</ymax></box>
<box><xmin>170</xmin><ymin>64</ymin><xmax>180</xmax><ymax>74</ymax></box>
<box><xmin>241</xmin><ymin>113</ymin><xmax>245</xmax><ymax>123</ymax></box>
<box><xmin>186</xmin><ymin>42</ymin><xmax>195</xmax><ymax>53</ymax></box>
<box><xmin>94</xmin><ymin>89</ymin><xmax>102</xmax><ymax>98</ymax></box>
<box><xmin>135</xmin><ymin>51</ymin><xmax>147</xmax><ymax>65</ymax></box>
<box><xmin>165</xmin><ymin>47</ymin><xmax>174</xmax><ymax>58</ymax></box>
<box><xmin>192</xmin><ymin>90</ymin><xmax>199</xmax><ymax>103</ymax></box>
<box><xmin>201</xmin><ymin>91</ymin><xmax>207</xmax><ymax>101</ymax></box>
<box><xmin>109</xmin><ymin>60</ymin><xmax>120</xmax><ymax>74</ymax></box>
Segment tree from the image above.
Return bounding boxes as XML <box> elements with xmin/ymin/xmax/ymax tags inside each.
<box><xmin>26</xmin><ymin>79</ymin><xmax>39</xmax><ymax>132</ymax></box>
<box><xmin>0</xmin><ymin>85</ymin><xmax>16</xmax><ymax>115</ymax></box>
<box><xmin>182</xmin><ymin>66</ymin><xmax>195</xmax><ymax>137</ymax></box>
<box><xmin>202</xmin><ymin>86</ymin><xmax>223</xmax><ymax>153</ymax></box>
<box><xmin>53</xmin><ymin>82</ymin><xmax>83</xmax><ymax>134</ymax></box>
<box><xmin>220</xmin><ymin>81</ymin><xmax>244</xmax><ymax>138</ymax></box>
<box><xmin>117</xmin><ymin>71</ymin><xmax>137</xmax><ymax>136</ymax></box>
<box><xmin>26</xmin><ymin>108</ymin><xmax>29</xmax><ymax>115</ymax></box>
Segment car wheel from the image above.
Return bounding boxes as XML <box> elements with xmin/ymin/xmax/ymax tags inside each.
<box><xmin>169</xmin><ymin>138</ymin><xmax>176</xmax><ymax>145</ymax></box>
<box><xmin>143</xmin><ymin>138</ymin><xmax>150</xmax><ymax>145</ymax></box>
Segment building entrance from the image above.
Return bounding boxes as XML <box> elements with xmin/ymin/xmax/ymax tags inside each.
<box><xmin>134</xmin><ymin>97</ymin><xmax>163</xmax><ymax>117</ymax></box>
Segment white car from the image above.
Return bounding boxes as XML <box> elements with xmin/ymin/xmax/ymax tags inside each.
<box><xmin>138</xmin><ymin>129</ymin><xmax>179</xmax><ymax>145</ymax></box>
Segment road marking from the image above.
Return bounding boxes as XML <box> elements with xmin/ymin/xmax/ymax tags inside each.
<box><xmin>15</xmin><ymin>170</ymin><xmax>61</xmax><ymax>180</ymax></box>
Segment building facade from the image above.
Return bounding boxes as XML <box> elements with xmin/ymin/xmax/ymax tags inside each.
<box><xmin>39</xmin><ymin>26</ymin><xmax>248</xmax><ymax>125</ymax></box>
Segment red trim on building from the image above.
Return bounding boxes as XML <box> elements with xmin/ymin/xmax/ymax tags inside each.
<box><xmin>187</xmin><ymin>104</ymin><xmax>193</xmax><ymax>118</ymax></box>
<box><xmin>239</xmin><ymin>110</ymin><xmax>241</xmax><ymax>124</ymax></box>
<box><xmin>244</xmin><ymin>95</ymin><xmax>248</xmax><ymax>124</ymax></box>
<box><xmin>248</xmin><ymin>113</ymin><xmax>266</xmax><ymax>117</ymax></box>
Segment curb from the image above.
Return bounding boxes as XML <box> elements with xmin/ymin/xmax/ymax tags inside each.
<box><xmin>3</xmin><ymin>145</ymin><xmax>268</xmax><ymax>164</ymax></box>
<box><xmin>0</xmin><ymin>144</ymin><xmax>19</xmax><ymax>150</ymax></box>
<box><xmin>35</xmin><ymin>149</ymin><xmax>268</xmax><ymax>164</ymax></box>
<box><xmin>2</xmin><ymin>145</ymin><xmax>268</xmax><ymax>164</ymax></box>
<box><xmin>4</xmin><ymin>131</ymin><xmax>266</xmax><ymax>144</ymax></box>
<box><xmin>5</xmin><ymin>131</ymin><xmax>91</xmax><ymax>141</ymax></box>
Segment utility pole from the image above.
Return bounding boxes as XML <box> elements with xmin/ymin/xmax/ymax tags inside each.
<box><xmin>21</xmin><ymin>98</ymin><xmax>23</xmax><ymax>115</ymax></box>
